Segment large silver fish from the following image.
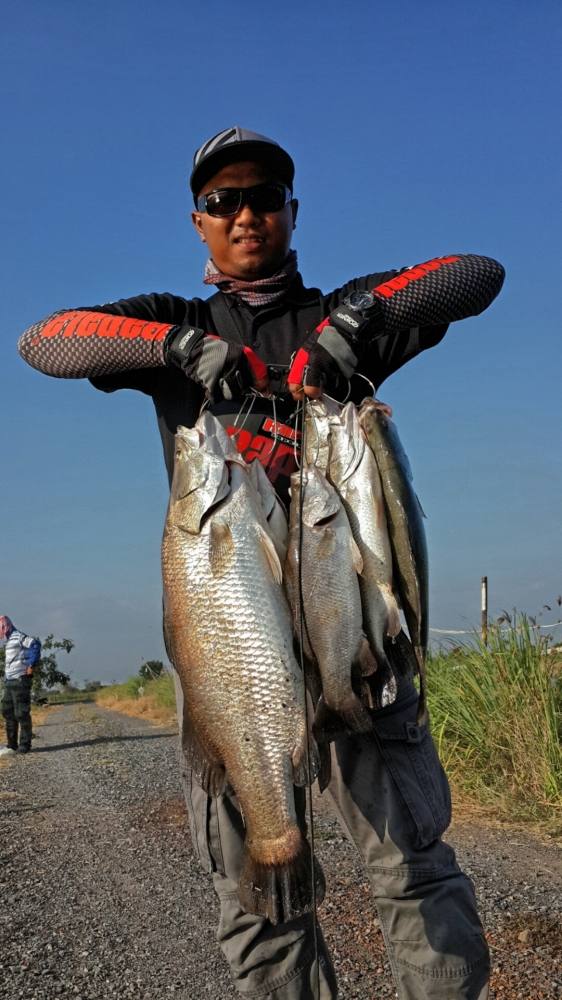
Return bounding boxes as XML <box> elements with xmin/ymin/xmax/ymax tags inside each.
<box><xmin>326</xmin><ymin>402</ymin><xmax>402</xmax><ymax>678</ymax></box>
<box><xmin>358</xmin><ymin>399</ymin><xmax>429</xmax><ymax>681</ymax></box>
<box><xmin>162</xmin><ymin>414</ymin><xmax>324</xmax><ymax>924</ymax></box>
<box><xmin>285</xmin><ymin>464</ymin><xmax>376</xmax><ymax>740</ymax></box>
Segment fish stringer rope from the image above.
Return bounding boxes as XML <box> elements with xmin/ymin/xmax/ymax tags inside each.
<box><xmin>295</xmin><ymin>393</ymin><xmax>321</xmax><ymax>999</ymax></box>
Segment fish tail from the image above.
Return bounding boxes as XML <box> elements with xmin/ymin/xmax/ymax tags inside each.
<box><xmin>313</xmin><ymin>693</ymin><xmax>372</xmax><ymax>743</ymax></box>
<box><xmin>316</xmin><ymin>742</ymin><xmax>332</xmax><ymax>792</ymax></box>
<box><xmin>239</xmin><ymin>830</ymin><xmax>325</xmax><ymax>925</ymax></box>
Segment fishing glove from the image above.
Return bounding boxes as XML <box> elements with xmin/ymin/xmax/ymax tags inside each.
<box><xmin>164</xmin><ymin>326</ymin><xmax>268</xmax><ymax>401</ymax></box>
<box><xmin>287</xmin><ymin>296</ymin><xmax>384</xmax><ymax>397</ymax></box>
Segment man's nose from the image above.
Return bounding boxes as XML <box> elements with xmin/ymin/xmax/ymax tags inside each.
<box><xmin>234</xmin><ymin>201</ymin><xmax>261</xmax><ymax>223</ymax></box>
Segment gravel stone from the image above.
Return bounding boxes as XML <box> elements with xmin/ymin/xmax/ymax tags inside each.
<box><xmin>0</xmin><ymin>703</ymin><xmax>560</xmax><ymax>999</ymax></box>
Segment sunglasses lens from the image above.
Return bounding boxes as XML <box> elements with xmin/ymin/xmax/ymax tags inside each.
<box><xmin>204</xmin><ymin>189</ymin><xmax>242</xmax><ymax>217</ymax></box>
<box><xmin>249</xmin><ymin>183</ymin><xmax>287</xmax><ymax>213</ymax></box>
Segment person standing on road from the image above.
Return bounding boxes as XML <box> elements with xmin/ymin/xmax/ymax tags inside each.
<box><xmin>17</xmin><ymin>127</ymin><xmax>504</xmax><ymax>999</ymax></box>
<box><xmin>1</xmin><ymin>615</ymin><xmax>41</xmax><ymax>754</ymax></box>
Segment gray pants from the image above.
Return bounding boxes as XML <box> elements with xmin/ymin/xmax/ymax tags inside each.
<box><xmin>174</xmin><ymin>673</ymin><xmax>489</xmax><ymax>999</ymax></box>
<box><xmin>2</xmin><ymin>676</ymin><xmax>33</xmax><ymax>750</ymax></box>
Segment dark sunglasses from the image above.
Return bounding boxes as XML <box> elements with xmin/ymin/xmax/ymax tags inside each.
<box><xmin>196</xmin><ymin>182</ymin><xmax>292</xmax><ymax>218</ymax></box>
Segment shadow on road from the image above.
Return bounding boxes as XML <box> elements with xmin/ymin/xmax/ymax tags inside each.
<box><xmin>31</xmin><ymin>732</ymin><xmax>177</xmax><ymax>753</ymax></box>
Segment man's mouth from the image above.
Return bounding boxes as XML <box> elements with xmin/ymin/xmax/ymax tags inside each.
<box><xmin>234</xmin><ymin>235</ymin><xmax>265</xmax><ymax>246</ymax></box>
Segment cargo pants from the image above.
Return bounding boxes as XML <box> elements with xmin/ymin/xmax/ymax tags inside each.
<box><xmin>2</xmin><ymin>676</ymin><xmax>33</xmax><ymax>751</ymax></box>
<box><xmin>173</xmin><ymin>662</ymin><xmax>490</xmax><ymax>1000</ymax></box>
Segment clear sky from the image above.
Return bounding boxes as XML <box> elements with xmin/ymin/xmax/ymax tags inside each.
<box><xmin>1</xmin><ymin>0</ymin><xmax>561</xmax><ymax>684</ymax></box>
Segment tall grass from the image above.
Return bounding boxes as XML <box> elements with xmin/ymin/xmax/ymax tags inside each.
<box><xmin>95</xmin><ymin>671</ymin><xmax>176</xmax><ymax>725</ymax></box>
<box><xmin>428</xmin><ymin>614</ymin><xmax>561</xmax><ymax>826</ymax></box>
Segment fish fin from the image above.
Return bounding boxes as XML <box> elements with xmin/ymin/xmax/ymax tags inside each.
<box><xmin>356</xmin><ymin>677</ymin><xmax>375</xmax><ymax>710</ymax></box>
<box><xmin>316</xmin><ymin>526</ymin><xmax>337</xmax><ymax>560</ymax></box>
<box><xmin>349</xmin><ymin>535</ymin><xmax>363</xmax><ymax>575</ymax></box>
<box><xmin>414</xmin><ymin>645</ymin><xmax>429</xmax><ymax>726</ymax></box>
<box><xmin>291</xmin><ymin>738</ymin><xmax>320</xmax><ymax>787</ymax></box>
<box><xmin>162</xmin><ymin>612</ymin><xmax>175</xmax><ymax>666</ymax></box>
<box><xmin>181</xmin><ymin>725</ymin><xmax>227</xmax><ymax>796</ymax></box>
<box><xmin>238</xmin><ymin>836</ymin><xmax>325</xmax><ymax>924</ymax></box>
<box><xmin>415</xmin><ymin>492</ymin><xmax>428</xmax><ymax>519</ymax></box>
<box><xmin>382</xmin><ymin>588</ymin><xmax>402</xmax><ymax>638</ymax></box>
<box><xmin>355</xmin><ymin>635</ymin><xmax>378</xmax><ymax>676</ymax></box>
<box><xmin>313</xmin><ymin>693</ymin><xmax>372</xmax><ymax>742</ymax></box>
<box><xmin>209</xmin><ymin>520</ymin><xmax>236</xmax><ymax>577</ymax></box>
<box><xmin>316</xmin><ymin>742</ymin><xmax>332</xmax><ymax>792</ymax></box>
<box><xmin>256</xmin><ymin>524</ymin><xmax>283</xmax><ymax>585</ymax></box>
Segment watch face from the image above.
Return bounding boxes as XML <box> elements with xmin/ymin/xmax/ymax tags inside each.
<box><xmin>344</xmin><ymin>291</ymin><xmax>375</xmax><ymax>312</ymax></box>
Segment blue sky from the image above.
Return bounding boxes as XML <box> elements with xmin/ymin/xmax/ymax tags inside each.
<box><xmin>1</xmin><ymin>0</ymin><xmax>561</xmax><ymax>684</ymax></box>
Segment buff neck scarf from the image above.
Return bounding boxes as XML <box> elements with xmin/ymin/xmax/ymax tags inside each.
<box><xmin>203</xmin><ymin>250</ymin><xmax>298</xmax><ymax>307</ymax></box>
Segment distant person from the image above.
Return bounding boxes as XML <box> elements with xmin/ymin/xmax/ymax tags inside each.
<box><xmin>1</xmin><ymin>615</ymin><xmax>41</xmax><ymax>754</ymax></box>
<box><xmin>17</xmin><ymin>127</ymin><xmax>504</xmax><ymax>998</ymax></box>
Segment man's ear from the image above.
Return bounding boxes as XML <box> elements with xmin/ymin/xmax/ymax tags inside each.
<box><xmin>192</xmin><ymin>211</ymin><xmax>206</xmax><ymax>242</ymax></box>
<box><xmin>291</xmin><ymin>199</ymin><xmax>299</xmax><ymax>230</ymax></box>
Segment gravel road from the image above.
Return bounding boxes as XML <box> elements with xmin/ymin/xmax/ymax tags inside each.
<box><xmin>0</xmin><ymin>703</ymin><xmax>560</xmax><ymax>999</ymax></box>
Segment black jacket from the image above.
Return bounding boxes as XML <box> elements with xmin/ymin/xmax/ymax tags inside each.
<box><xmin>89</xmin><ymin>272</ymin><xmax>448</xmax><ymax>485</ymax></box>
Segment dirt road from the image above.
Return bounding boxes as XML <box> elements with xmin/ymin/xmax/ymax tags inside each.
<box><xmin>0</xmin><ymin>704</ymin><xmax>560</xmax><ymax>999</ymax></box>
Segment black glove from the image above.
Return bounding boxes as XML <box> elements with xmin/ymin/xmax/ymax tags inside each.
<box><xmin>164</xmin><ymin>326</ymin><xmax>267</xmax><ymax>401</ymax></box>
<box><xmin>288</xmin><ymin>293</ymin><xmax>385</xmax><ymax>395</ymax></box>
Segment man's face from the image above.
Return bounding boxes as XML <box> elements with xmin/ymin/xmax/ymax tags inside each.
<box><xmin>192</xmin><ymin>160</ymin><xmax>298</xmax><ymax>280</ymax></box>
<box><xmin>0</xmin><ymin>616</ymin><xmax>13</xmax><ymax>640</ymax></box>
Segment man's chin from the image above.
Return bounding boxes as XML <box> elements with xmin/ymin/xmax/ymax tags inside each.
<box><xmin>228</xmin><ymin>252</ymin><xmax>281</xmax><ymax>281</ymax></box>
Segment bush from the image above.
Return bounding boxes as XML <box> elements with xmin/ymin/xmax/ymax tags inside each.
<box><xmin>428</xmin><ymin>614</ymin><xmax>562</xmax><ymax>824</ymax></box>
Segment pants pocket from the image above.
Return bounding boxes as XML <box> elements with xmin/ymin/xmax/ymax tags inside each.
<box><xmin>373</xmin><ymin>707</ymin><xmax>452</xmax><ymax>850</ymax></box>
<box><xmin>177</xmin><ymin>748</ymin><xmax>215</xmax><ymax>873</ymax></box>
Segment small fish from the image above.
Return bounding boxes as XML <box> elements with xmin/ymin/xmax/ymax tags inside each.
<box><xmin>359</xmin><ymin>399</ymin><xmax>429</xmax><ymax>716</ymax></box>
<box><xmin>327</xmin><ymin>403</ymin><xmax>402</xmax><ymax>678</ymax></box>
<box><xmin>162</xmin><ymin>413</ymin><xmax>324</xmax><ymax>924</ymax></box>
<box><xmin>285</xmin><ymin>465</ymin><xmax>376</xmax><ymax>741</ymax></box>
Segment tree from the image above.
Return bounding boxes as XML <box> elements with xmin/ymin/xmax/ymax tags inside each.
<box><xmin>0</xmin><ymin>634</ymin><xmax>74</xmax><ymax>693</ymax></box>
<box><xmin>138</xmin><ymin>659</ymin><xmax>164</xmax><ymax>681</ymax></box>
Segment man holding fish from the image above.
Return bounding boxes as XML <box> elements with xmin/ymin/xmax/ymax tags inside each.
<box><xmin>18</xmin><ymin>126</ymin><xmax>504</xmax><ymax>999</ymax></box>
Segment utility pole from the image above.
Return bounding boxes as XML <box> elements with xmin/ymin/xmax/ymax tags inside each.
<box><xmin>481</xmin><ymin>576</ymin><xmax>488</xmax><ymax>646</ymax></box>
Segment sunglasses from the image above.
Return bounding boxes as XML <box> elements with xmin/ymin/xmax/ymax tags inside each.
<box><xmin>196</xmin><ymin>182</ymin><xmax>292</xmax><ymax>218</ymax></box>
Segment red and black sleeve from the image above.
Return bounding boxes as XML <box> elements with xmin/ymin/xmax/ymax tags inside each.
<box><xmin>289</xmin><ymin>253</ymin><xmax>505</xmax><ymax>387</ymax></box>
<box><xmin>17</xmin><ymin>300</ymin><xmax>175</xmax><ymax>380</ymax></box>
<box><xmin>328</xmin><ymin>253</ymin><xmax>505</xmax><ymax>336</ymax></box>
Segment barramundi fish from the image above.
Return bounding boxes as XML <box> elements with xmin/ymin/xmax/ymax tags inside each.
<box><xmin>326</xmin><ymin>402</ymin><xmax>401</xmax><ymax>677</ymax></box>
<box><xmin>162</xmin><ymin>414</ymin><xmax>324</xmax><ymax>924</ymax></box>
<box><xmin>358</xmin><ymin>399</ymin><xmax>429</xmax><ymax>714</ymax></box>
<box><xmin>285</xmin><ymin>465</ymin><xmax>376</xmax><ymax>740</ymax></box>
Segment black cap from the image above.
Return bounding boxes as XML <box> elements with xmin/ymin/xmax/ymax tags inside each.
<box><xmin>190</xmin><ymin>126</ymin><xmax>295</xmax><ymax>201</ymax></box>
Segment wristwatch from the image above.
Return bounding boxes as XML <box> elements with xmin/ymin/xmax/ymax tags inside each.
<box><xmin>329</xmin><ymin>290</ymin><xmax>383</xmax><ymax>342</ymax></box>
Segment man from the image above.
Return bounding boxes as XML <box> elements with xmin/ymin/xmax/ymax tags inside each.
<box><xmin>1</xmin><ymin>615</ymin><xmax>41</xmax><ymax>754</ymax></box>
<box><xmin>18</xmin><ymin>127</ymin><xmax>504</xmax><ymax>999</ymax></box>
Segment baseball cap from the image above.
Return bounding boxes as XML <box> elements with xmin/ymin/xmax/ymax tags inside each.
<box><xmin>190</xmin><ymin>127</ymin><xmax>295</xmax><ymax>201</ymax></box>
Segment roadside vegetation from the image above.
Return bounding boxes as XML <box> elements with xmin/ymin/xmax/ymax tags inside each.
<box><xmin>95</xmin><ymin>667</ymin><xmax>177</xmax><ymax>727</ymax></box>
<box><xmin>428</xmin><ymin>614</ymin><xmax>561</xmax><ymax>832</ymax></box>
<box><xmin>91</xmin><ymin>617</ymin><xmax>561</xmax><ymax>831</ymax></box>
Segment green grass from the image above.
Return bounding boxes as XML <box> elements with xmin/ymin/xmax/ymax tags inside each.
<box><xmin>427</xmin><ymin>615</ymin><xmax>562</xmax><ymax>827</ymax></box>
<box><xmin>142</xmin><ymin>672</ymin><xmax>176</xmax><ymax>709</ymax></box>
<box><xmin>96</xmin><ymin>671</ymin><xmax>176</xmax><ymax>710</ymax></box>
